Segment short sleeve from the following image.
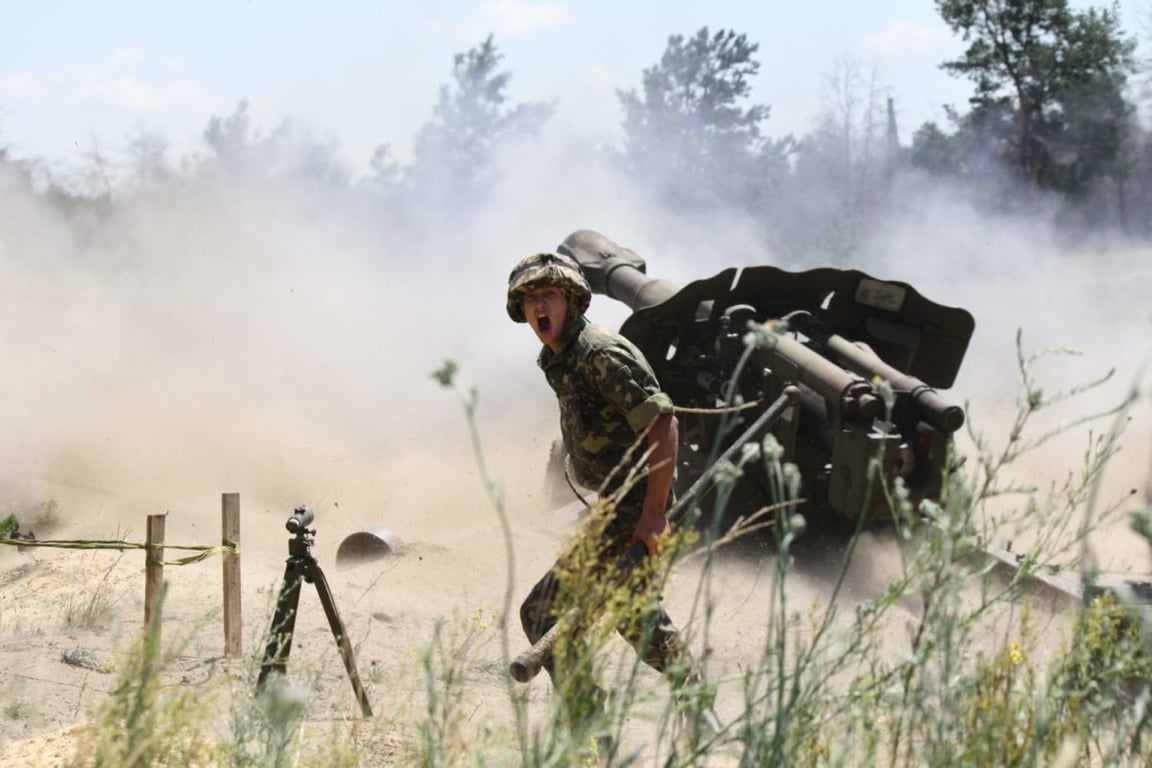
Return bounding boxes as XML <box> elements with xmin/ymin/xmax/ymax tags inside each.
<box><xmin>589</xmin><ymin>346</ymin><xmax>672</xmax><ymax>434</ymax></box>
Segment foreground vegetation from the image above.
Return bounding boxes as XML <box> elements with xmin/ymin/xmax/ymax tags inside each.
<box><xmin>2</xmin><ymin>334</ymin><xmax>1147</xmax><ymax>767</ymax></box>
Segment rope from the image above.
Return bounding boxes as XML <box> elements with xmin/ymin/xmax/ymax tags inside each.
<box><xmin>556</xmin><ymin>398</ymin><xmax>772</xmax><ymax>509</ymax></box>
<box><xmin>0</xmin><ymin>537</ymin><xmax>237</xmax><ymax>566</ymax></box>
<box><xmin>674</xmin><ymin>399</ymin><xmax>763</xmax><ymax>415</ymax></box>
<box><xmin>557</xmin><ymin>399</ymin><xmax>769</xmax><ymax>506</ymax></box>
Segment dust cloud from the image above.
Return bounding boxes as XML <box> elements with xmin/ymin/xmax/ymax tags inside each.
<box><xmin>0</xmin><ymin>157</ymin><xmax>566</xmax><ymax>552</ymax></box>
<box><xmin>0</xmin><ymin>124</ymin><xmax>1148</xmax><ymax>586</ymax></box>
<box><xmin>862</xmin><ymin>190</ymin><xmax>1152</xmax><ymax>577</ymax></box>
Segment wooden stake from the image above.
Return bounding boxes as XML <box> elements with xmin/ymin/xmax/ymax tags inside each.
<box><xmin>222</xmin><ymin>492</ymin><xmax>242</xmax><ymax>658</ymax></box>
<box><xmin>145</xmin><ymin>513</ymin><xmax>166</xmax><ymax>637</ymax></box>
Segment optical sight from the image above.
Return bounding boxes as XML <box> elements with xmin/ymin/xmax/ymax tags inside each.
<box><xmin>286</xmin><ymin>506</ymin><xmax>315</xmax><ymax>534</ymax></box>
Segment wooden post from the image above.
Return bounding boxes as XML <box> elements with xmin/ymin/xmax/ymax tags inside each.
<box><xmin>145</xmin><ymin>513</ymin><xmax>166</xmax><ymax>637</ymax></box>
<box><xmin>222</xmin><ymin>493</ymin><xmax>242</xmax><ymax>657</ymax></box>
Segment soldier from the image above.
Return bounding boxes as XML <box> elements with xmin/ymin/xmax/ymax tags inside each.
<box><xmin>506</xmin><ymin>250</ymin><xmax>688</xmax><ymax>710</ymax></box>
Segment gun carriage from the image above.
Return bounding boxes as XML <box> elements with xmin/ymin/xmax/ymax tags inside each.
<box><xmin>554</xmin><ymin>229</ymin><xmax>974</xmax><ymax>529</ymax></box>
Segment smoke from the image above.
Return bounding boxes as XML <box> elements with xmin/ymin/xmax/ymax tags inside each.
<box><xmin>0</xmin><ymin>114</ymin><xmax>1148</xmax><ymax>581</ymax></box>
<box><xmin>860</xmin><ymin>178</ymin><xmax>1152</xmax><ymax>574</ymax></box>
<box><xmin>0</xmin><ymin>158</ymin><xmax>552</xmax><ymax>541</ymax></box>
<box><xmin>0</xmin><ymin>124</ymin><xmax>747</xmax><ymax>551</ymax></box>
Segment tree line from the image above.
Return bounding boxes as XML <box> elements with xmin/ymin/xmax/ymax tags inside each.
<box><xmin>3</xmin><ymin>0</ymin><xmax>1149</xmax><ymax>259</ymax></box>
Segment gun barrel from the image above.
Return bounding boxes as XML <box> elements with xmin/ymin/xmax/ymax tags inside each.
<box><xmin>825</xmin><ymin>335</ymin><xmax>965</xmax><ymax>432</ymax></box>
<box><xmin>765</xmin><ymin>333</ymin><xmax>884</xmax><ymax>423</ymax></box>
<box><xmin>559</xmin><ymin>229</ymin><xmax>679</xmax><ymax>310</ymax></box>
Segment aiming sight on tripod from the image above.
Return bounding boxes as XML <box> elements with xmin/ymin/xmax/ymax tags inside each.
<box><xmin>285</xmin><ymin>506</ymin><xmax>315</xmax><ymax>535</ymax></box>
<box><xmin>257</xmin><ymin>505</ymin><xmax>372</xmax><ymax>717</ymax></box>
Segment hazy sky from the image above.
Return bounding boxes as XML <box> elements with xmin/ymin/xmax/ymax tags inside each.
<box><xmin>0</xmin><ymin>0</ymin><xmax>1144</xmax><ymax>172</ymax></box>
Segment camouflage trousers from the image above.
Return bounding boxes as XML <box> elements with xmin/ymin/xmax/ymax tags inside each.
<box><xmin>519</xmin><ymin>502</ymin><xmax>683</xmax><ymax>678</ymax></box>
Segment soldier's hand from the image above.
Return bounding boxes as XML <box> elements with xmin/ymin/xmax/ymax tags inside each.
<box><xmin>635</xmin><ymin>507</ymin><xmax>668</xmax><ymax>557</ymax></box>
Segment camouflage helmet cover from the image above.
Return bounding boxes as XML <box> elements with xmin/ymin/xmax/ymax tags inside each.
<box><xmin>506</xmin><ymin>251</ymin><xmax>592</xmax><ymax>323</ymax></box>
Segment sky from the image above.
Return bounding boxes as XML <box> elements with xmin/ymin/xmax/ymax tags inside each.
<box><xmin>2</xmin><ymin>0</ymin><xmax>1145</xmax><ymax>175</ymax></box>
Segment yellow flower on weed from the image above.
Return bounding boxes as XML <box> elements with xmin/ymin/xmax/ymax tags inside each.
<box><xmin>1008</xmin><ymin>641</ymin><xmax>1025</xmax><ymax>666</ymax></box>
<box><xmin>577</xmin><ymin>735</ymin><xmax>600</xmax><ymax>766</ymax></box>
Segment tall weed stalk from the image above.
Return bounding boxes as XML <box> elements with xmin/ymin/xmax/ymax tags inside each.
<box><xmin>427</xmin><ymin>331</ymin><xmax>1149</xmax><ymax>767</ymax></box>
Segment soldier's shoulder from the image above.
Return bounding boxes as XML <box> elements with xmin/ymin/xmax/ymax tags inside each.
<box><xmin>574</xmin><ymin>324</ymin><xmax>657</xmax><ymax>375</ymax></box>
<box><xmin>578</xmin><ymin>322</ymin><xmax>625</xmax><ymax>346</ymax></box>
<box><xmin>574</xmin><ymin>323</ymin><xmax>633</xmax><ymax>358</ymax></box>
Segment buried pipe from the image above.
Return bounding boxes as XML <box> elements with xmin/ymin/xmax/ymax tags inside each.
<box><xmin>335</xmin><ymin>527</ymin><xmax>404</xmax><ymax>570</ymax></box>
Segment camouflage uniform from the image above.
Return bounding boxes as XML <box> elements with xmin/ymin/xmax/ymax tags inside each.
<box><xmin>520</xmin><ymin>313</ymin><xmax>683</xmax><ymax>675</ymax></box>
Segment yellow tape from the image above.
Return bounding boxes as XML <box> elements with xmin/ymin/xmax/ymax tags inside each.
<box><xmin>0</xmin><ymin>538</ymin><xmax>237</xmax><ymax>565</ymax></box>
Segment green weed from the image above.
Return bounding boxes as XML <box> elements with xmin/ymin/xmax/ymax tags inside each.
<box><xmin>61</xmin><ymin>555</ymin><xmax>122</xmax><ymax>631</ymax></box>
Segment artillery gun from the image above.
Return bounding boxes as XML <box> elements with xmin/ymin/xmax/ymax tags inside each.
<box><xmin>513</xmin><ymin>228</ymin><xmax>1150</xmax><ymax>686</ymax></box>
<box><xmin>552</xmin><ymin>229</ymin><xmax>973</xmax><ymax>531</ymax></box>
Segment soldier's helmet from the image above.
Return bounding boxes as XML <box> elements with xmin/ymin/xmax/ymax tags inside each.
<box><xmin>506</xmin><ymin>251</ymin><xmax>592</xmax><ymax>323</ymax></box>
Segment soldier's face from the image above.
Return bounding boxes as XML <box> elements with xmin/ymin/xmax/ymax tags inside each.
<box><xmin>522</xmin><ymin>285</ymin><xmax>568</xmax><ymax>351</ymax></box>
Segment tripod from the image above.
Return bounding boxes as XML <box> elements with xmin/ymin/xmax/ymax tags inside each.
<box><xmin>257</xmin><ymin>507</ymin><xmax>372</xmax><ymax>717</ymax></box>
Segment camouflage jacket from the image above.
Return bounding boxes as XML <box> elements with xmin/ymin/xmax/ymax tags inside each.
<box><xmin>538</xmin><ymin>316</ymin><xmax>673</xmax><ymax>492</ymax></box>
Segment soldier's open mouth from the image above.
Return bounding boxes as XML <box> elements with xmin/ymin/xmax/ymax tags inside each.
<box><xmin>537</xmin><ymin>316</ymin><xmax>551</xmax><ymax>332</ymax></box>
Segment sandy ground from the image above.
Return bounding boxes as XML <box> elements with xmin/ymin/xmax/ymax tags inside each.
<box><xmin>0</xmin><ymin>455</ymin><xmax>803</xmax><ymax>766</ymax></box>
<box><xmin>1</xmin><ymin>414</ymin><xmax>1146</xmax><ymax>767</ymax></box>
<box><xmin>0</xmin><ymin>428</ymin><xmax>713</xmax><ymax>765</ymax></box>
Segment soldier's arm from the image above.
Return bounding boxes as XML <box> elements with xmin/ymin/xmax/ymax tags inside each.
<box><xmin>635</xmin><ymin>411</ymin><xmax>678</xmax><ymax>555</ymax></box>
<box><xmin>590</xmin><ymin>342</ymin><xmax>677</xmax><ymax>555</ymax></box>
